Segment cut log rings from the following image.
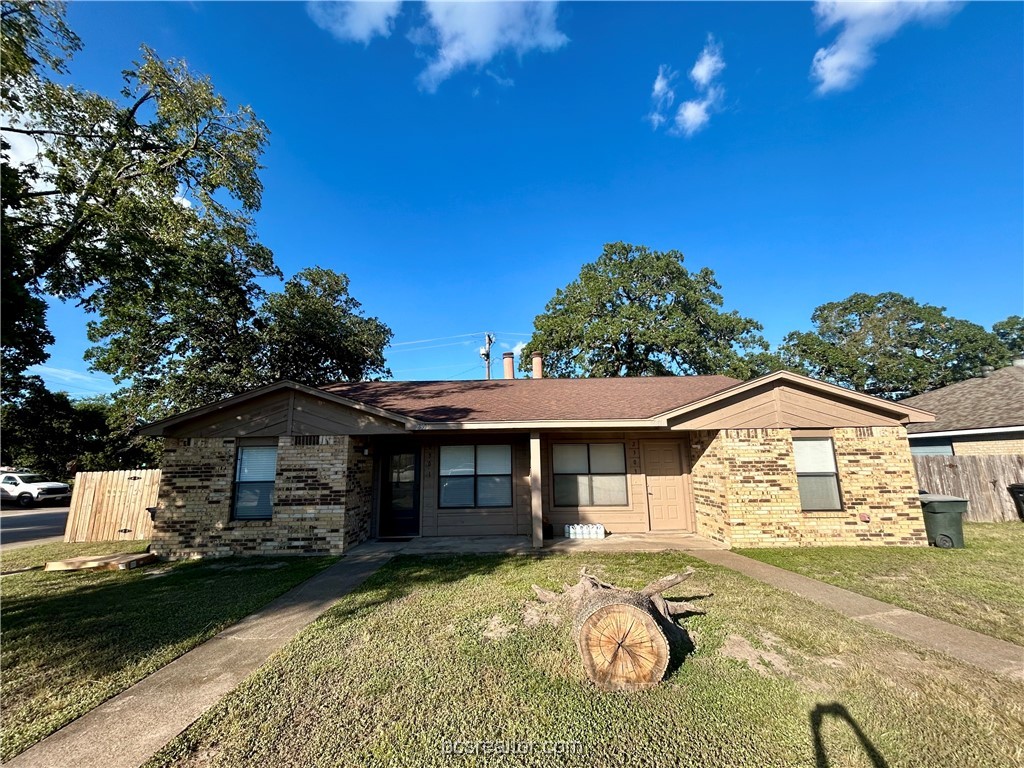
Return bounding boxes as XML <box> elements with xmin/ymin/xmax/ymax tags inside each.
<box><xmin>573</xmin><ymin>590</ymin><xmax>671</xmax><ymax>692</ymax></box>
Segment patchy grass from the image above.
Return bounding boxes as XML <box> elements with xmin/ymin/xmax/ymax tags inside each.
<box><xmin>148</xmin><ymin>553</ymin><xmax>1023</xmax><ymax>768</ymax></box>
<box><xmin>0</xmin><ymin>544</ymin><xmax>337</xmax><ymax>761</ymax></box>
<box><xmin>737</xmin><ymin>522</ymin><xmax>1024</xmax><ymax>645</ymax></box>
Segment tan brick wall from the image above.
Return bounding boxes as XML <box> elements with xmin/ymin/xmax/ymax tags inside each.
<box><xmin>952</xmin><ymin>437</ymin><xmax>1024</xmax><ymax>456</ymax></box>
<box><xmin>153</xmin><ymin>435</ymin><xmax>372</xmax><ymax>559</ymax></box>
<box><xmin>688</xmin><ymin>427</ymin><xmax>927</xmax><ymax>548</ymax></box>
<box><xmin>717</xmin><ymin>429</ymin><xmax>804</xmax><ymax>548</ymax></box>
<box><xmin>688</xmin><ymin>431</ymin><xmax>731</xmax><ymax>546</ymax></box>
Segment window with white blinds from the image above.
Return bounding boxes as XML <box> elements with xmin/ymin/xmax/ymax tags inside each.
<box><xmin>233</xmin><ymin>445</ymin><xmax>277</xmax><ymax>520</ymax></box>
<box><xmin>793</xmin><ymin>437</ymin><xmax>842</xmax><ymax>511</ymax></box>
<box><xmin>552</xmin><ymin>443</ymin><xmax>628</xmax><ymax>507</ymax></box>
<box><xmin>439</xmin><ymin>445</ymin><xmax>512</xmax><ymax>508</ymax></box>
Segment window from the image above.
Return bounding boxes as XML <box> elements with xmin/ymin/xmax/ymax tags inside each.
<box><xmin>233</xmin><ymin>445</ymin><xmax>277</xmax><ymax>520</ymax></box>
<box><xmin>439</xmin><ymin>445</ymin><xmax>512</xmax><ymax>508</ymax></box>
<box><xmin>552</xmin><ymin>443</ymin><xmax>628</xmax><ymax>507</ymax></box>
<box><xmin>909</xmin><ymin>438</ymin><xmax>954</xmax><ymax>457</ymax></box>
<box><xmin>793</xmin><ymin>438</ymin><xmax>842</xmax><ymax>511</ymax></box>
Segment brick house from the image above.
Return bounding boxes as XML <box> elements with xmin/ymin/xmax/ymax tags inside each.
<box><xmin>140</xmin><ymin>355</ymin><xmax>935</xmax><ymax>558</ymax></box>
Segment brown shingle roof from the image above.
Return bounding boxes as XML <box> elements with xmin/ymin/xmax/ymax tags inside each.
<box><xmin>902</xmin><ymin>365</ymin><xmax>1024</xmax><ymax>434</ymax></box>
<box><xmin>320</xmin><ymin>376</ymin><xmax>742</xmax><ymax>423</ymax></box>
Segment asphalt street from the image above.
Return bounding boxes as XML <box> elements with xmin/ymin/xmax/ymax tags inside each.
<box><xmin>0</xmin><ymin>506</ymin><xmax>70</xmax><ymax>545</ymax></box>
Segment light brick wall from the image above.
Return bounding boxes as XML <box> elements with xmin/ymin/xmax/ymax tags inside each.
<box><xmin>688</xmin><ymin>426</ymin><xmax>927</xmax><ymax>548</ymax></box>
<box><xmin>153</xmin><ymin>435</ymin><xmax>372</xmax><ymax>559</ymax></box>
<box><xmin>952</xmin><ymin>437</ymin><xmax>1024</xmax><ymax>456</ymax></box>
<box><xmin>689</xmin><ymin>430</ymin><xmax>730</xmax><ymax>546</ymax></box>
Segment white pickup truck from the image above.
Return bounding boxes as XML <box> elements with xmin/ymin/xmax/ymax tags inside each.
<box><xmin>0</xmin><ymin>472</ymin><xmax>72</xmax><ymax>508</ymax></box>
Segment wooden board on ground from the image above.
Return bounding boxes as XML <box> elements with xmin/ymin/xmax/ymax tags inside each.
<box><xmin>44</xmin><ymin>552</ymin><xmax>159</xmax><ymax>572</ymax></box>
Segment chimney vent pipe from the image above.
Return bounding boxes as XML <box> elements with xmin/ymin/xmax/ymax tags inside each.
<box><xmin>502</xmin><ymin>352</ymin><xmax>515</xmax><ymax>379</ymax></box>
<box><xmin>532</xmin><ymin>352</ymin><xmax>543</xmax><ymax>379</ymax></box>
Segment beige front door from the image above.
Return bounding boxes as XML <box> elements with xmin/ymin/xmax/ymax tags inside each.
<box><xmin>642</xmin><ymin>441</ymin><xmax>692</xmax><ymax>532</ymax></box>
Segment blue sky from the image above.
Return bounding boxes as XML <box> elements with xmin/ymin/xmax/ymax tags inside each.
<box><xmin>29</xmin><ymin>1</ymin><xmax>1024</xmax><ymax>396</ymax></box>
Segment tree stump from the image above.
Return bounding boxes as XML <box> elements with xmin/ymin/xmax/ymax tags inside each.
<box><xmin>532</xmin><ymin>567</ymin><xmax>700</xmax><ymax>692</ymax></box>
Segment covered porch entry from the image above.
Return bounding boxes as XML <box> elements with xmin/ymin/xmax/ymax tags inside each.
<box><xmin>373</xmin><ymin>432</ymin><xmax>699</xmax><ymax>547</ymax></box>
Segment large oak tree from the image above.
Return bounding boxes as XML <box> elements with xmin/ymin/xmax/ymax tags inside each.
<box><xmin>521</xmin><ymin>242</ymin><xmax>768</xmax><ymax>378</ymax></box>
<box><xmin>779</xmin><ymin>292</ymin><xmax>1010</xmax><ymax>399</ymax></box>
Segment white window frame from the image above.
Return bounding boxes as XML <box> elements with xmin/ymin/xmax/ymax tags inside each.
<box><xmin>793</xmin><ymin>437</ymin><xmax>843</xmax><ymax>512</ymax></box>
<box><xmin>232</xmin><ymin>444</ymin><xmax>278</xmax><ymax>521</ymax></box>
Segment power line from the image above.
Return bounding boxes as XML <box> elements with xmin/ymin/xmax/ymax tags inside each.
<box><xmin>387</xmin><ymin>340</ymin><xmax>477</xmax><ymax>354</ymax></box>
<box><xmin>391</xmin><ymin>332</ymin><xmax>486</xmax><ymax>347</ymax></box>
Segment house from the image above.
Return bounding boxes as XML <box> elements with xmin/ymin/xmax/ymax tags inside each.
<box><xmin>140</xmin><ymin>353</ymin><xmax>935</xmax><ymax>558</ymax></box>
<box><xmin>900</xmin><ymin>361</ymin><xmax>1024</xmax><ymax>456</ymax></box>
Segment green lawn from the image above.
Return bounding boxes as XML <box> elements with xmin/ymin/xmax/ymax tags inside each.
<box><xmin>148</xmin><ymin>553</ymin><xmax>1023</xmax><ymax>768</ymax></box>
<box><xmin>736</xmin><ymin>522</ymin><xmax>1024</xmax><ymax>645</ymax></box>
<box><xmin>0</xmin><ymin>542</ymin><xmax>337</xmax><ymax>761</ymax></box>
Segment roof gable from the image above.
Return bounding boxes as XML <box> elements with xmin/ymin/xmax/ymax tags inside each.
<box><xmin>663</xmin><ymin>371</ymin><xmax>935</xmax><ymax>429</ymax></box>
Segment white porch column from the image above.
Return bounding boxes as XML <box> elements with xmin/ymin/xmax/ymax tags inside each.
<box><xmin>530</xmin><ymin>431</ymin><xmax>543</xmax><ymax>548</ymax></box>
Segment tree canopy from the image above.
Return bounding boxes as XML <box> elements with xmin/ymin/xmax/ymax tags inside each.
<box><xmin>2</xmin><ymin>2</ymin><xmax>391</xmax><ymax>423</ymax></box>
<box><xmin>0</xmin><ymin>382</ymin><xmax>160</xmax><ymax>478</ymax></box>
<box><xmin>993</xmin><ymin>315</ymin><xmax>1024</xmax><ymax>359</ymax></box>
<box><xmin>87</xmin><ymin>266</ymin><xmax>392</xmax><ymax>423</ymax></box>
<box><xmin>520</xmin><ymin>242</ymin><xmax>768</xmax><ymax>378</ymax></box>
<box><xmin>1</xmin><ymin>0</ymin><xmax>273</xmax><ymax>396</ymax></box>
<box><xmin>779</xmin><ymin>292</ymin><xmax>1010</xmax><ymax>399</ymax></box>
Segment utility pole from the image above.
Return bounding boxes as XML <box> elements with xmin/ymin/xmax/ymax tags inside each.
<box><xmin>480</xmin><ymin>333</ymin><xmax>495</xmax><ymax>380</ymax></box>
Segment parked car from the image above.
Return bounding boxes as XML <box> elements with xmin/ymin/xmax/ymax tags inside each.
<box><xmin>0</xmin><ymin>472</ymin><xmax>72</xmax><ymax>508</ymax></box>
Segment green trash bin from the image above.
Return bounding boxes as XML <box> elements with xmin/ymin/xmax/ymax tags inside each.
<box><xmin>918</xmin><ymin>494</ymin><xmax>967</xmax><ymax>548</ymax></box>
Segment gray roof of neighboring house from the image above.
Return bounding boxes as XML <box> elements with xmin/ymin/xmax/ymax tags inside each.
<box><xmin>901</xmin><ymin>364</ymin><xmax>1024</xmax><ymax>435</ymax></box>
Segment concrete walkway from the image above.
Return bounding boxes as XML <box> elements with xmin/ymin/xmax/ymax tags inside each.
<box><xmin>7</xmin><ymin>543</ymin><xmax>396</xmax><ymax>768</ymax></box>
<box><xmin>684</xmin><ymin>548</ymin><xmax>1024</xmax><ymax>681</ymax></box>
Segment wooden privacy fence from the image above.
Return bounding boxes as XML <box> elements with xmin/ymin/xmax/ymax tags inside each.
<box><xmin>913</xmin><ymin>455</ymin><xmax>1024</xmax><ymax>523</ymax></box>
<box><xmin>64</xmin><ymin>469</ymin><xmax>161</xmax><ymax>542</ymax></box>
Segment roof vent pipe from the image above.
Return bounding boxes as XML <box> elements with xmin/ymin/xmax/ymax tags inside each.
<box><xmin>1013</xmin><ymin>358</ymin><xmax>1024</xmax><ymax>368</ymax></box>
<box><xmin>532</xmin><ymin>352</ymin><xmax>543</xmax><ymax>379</ymax></box>
<box><xmin>502</xmin><ymin>352</ymin><xmax>515</xmax><ymax>380</ymax></box>
<box><xmin>981</xmin><ymin>365</ymin><xmax>995</xmax><ymax>377</ymax></box>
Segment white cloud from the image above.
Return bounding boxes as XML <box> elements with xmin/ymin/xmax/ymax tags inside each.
<box><xmin>648</xmin><ymin>35</ymin><xmax>726</xmax><ymax>138</ymax></box>
<box><xmin>486</xmin><ymin>69</ymin><xmax>515</xmax><ymax>88</ymax></box>
<box><xmin>675</xmin><ymin>85</ymin><xmax>723</xmax><ymax>137</ymax></box>
<box><xmin>511</xmin><ymin>340</ymin><xmax>527</xmax><ymax>356</ymax></box>
<box><xmin>415</xmin><ymin>2</ymin><xmax>568</xmax><ymax>92</ymax></box>
<box><xmin>811</xmin><ymin>1</ymin><xmax>961</xmax><ymax>95</ymax></box>
<box><xmin>645</xmin><ymin>64</ymin><xmax>677</xmax><ymax>129</ymax></box>
<box><xmin>690</xmin><ymin>36</ymin><xmax>725</xmax><ymax>89</ymax></box>
<box><xmin>307</xmin><ymin>1</ymin><xmax>402</xmax><ymax>44</ymax></box>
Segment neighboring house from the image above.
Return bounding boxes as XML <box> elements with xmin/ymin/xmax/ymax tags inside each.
<box><xmin>901</xmin><ymin>361</ymin><xmax>1024</xmax><ymax>456</ymax></box>
<box><xmin>140</xmin><ymin>355</ymin><xmax>935</xmax><ymax>558</ymax></box>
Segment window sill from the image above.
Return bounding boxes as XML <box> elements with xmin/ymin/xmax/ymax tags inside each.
<box><xmin>438</xmin><ymin>507</ymin><xmax>514</xmax><ymax>513</ymax></box>
<box><xmin>226</xmin><ymin>518</ymin><xmax>275</xmax><ymax>527</ymax></box>
<box><xmin>552</xmin><ymin>505</ymin><xmax>632</xmax><ymax>511</ymax></box>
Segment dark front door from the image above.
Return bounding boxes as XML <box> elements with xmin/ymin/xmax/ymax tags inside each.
<box><xmin>380</xmin><ymin>450</ymin><xmax>419</xmax><ymax>537</ymax></box>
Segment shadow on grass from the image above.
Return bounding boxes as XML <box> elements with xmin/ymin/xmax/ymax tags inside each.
<box><xmin>810</xmin><ymin>703</ymin><xmax>889</xmax><ymax>768</ymax></box>
<box><xmin>1</xmin><ymin>556</ymin><xmax>336</xmax><ymax>719</ymax></box>
<box><xmin>321</xmin><ymin>552</ymin><xmax>544</xmax><ymax>625</ymax></box>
